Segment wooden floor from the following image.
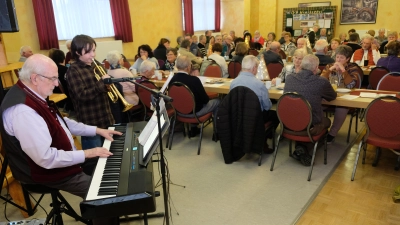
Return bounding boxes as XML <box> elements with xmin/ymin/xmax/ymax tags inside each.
<box><xmin>297</xmin><ymin>133</ymin><xmax>400</xmax><ymax>225</ymax></box>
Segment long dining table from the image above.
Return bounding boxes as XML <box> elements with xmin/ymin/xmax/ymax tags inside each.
<box><xmin>151</xmin><ymin>77</ymin><xmax>399</xmax><ymax>109</ymax></box>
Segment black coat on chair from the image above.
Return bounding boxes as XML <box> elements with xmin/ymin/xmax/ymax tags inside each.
<box><xmin>216</xmin><ymin>86</ymin><xmax>265</xmax><ymax>164</ymax></box>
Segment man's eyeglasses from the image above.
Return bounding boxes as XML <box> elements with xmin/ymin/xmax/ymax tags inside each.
<box><xmin>37</xmin><ymin>74</ymin><xmax>59</xmax><ymax>82</ymax></box>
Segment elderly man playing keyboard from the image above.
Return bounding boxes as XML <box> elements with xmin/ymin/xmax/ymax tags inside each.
<box><xmin>0</xmin><ymin>54</ymin><xmax>121</xmax><ymax>225</ymax></box>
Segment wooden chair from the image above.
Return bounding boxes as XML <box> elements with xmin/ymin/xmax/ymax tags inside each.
<box><xmin>377</xmin><ymin>72</ymin><xmax>400</xmax><ymax>91</ymax></box>
<box><xmin>278</xmin><ymin>49</ymin><xmax>286</xmax><ymax>59</ymax></box>
<box><xmin>351</xmin><ymin>96</ymin><xmax>400</xmax><ymax>181</ymax></box>
<box><xmin>102</xmin><ymin>59</ymin><xmax>110</xmax><ymax>69</ymax></box>
<box><xmin>203</xmin><ymin>63</ymin><xmax>222</xmax><ymax>78</ymax></box>
<box><xmin>217</xmin><ymin>86</ymin><xmax>275</xmax><ymax>166</ymax></box>
<box><xmin>227</xmin><ymin>61</ymin><xmax>241</xmax><ymax>79</ymax></box>
<box><xmin>368</xmin><ymin>66</ymin><xmax>389</xmax><ymax>90</ymax></box>
<box><xmin>168</xmin><ymin>82</ymin><xmax>214</xmax><ymax>155</ymax></box>
<box><xmin>266</xmin><ymin>62</ymin><xmax>283</xmax><ymax>80</ymax></box>
<box><xmin>271</xmin><ymin>92</ymin><xmax>328</xmax><ymax>181</ymax></box>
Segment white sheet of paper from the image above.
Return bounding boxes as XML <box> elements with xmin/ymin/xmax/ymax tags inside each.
<box><xmin>286</xmin><ymin>18</ymin><xmax>293</xmax><ymax>26</ymax></box>
<box><xmin>160</xmin><ymin>73</ymin><xmax>174</xmax><ymax>93</ymax></box>
<box><xmin>318</xmin><ymin>20</ymin><xmax>325</xmax><ymax>28</ymax></box>
<box><xmin>198</xmin><ymin>76</ymin><xmax>208</xmax><ymax>84</ymax></box>
<box><xmin>324</xmin><ymin>19</ymin><xmax>331</xmax><ymax>28</ymax></box>
<box><xmin>339</xmin><ymin>95</ymin><xmax>359</xmax><ymax>100</ymax></box>
<box><xmin>359</xmin><ymin>92</ymin><xmax>377</xmax><ymax>98</ymax></box>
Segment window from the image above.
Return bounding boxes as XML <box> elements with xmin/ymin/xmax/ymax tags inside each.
<box><xmin>52</xmin><ymin>0</ymin><xmax>114</xmax><ymax>40</ymax></box>
<box><xmin>191</xmin><ymin>0</ymin><xmax>215</xmax><ymax>31</ymax></box>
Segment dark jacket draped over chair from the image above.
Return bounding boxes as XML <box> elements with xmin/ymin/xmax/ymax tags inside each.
<box><xmin>216</xmin><ymin>86</ymin><xmax>265</xmax><ymax>164</ymax></box>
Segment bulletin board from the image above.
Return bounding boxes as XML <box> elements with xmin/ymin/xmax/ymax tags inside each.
<box><xmin>283</xmin><ymin>6</ymin><xmax>337</xmax><ymax>38</ymax></box>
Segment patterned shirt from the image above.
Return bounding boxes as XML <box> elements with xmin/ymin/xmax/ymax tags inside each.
<box><xmin>320</xmin><ymin>63</ymin><xmax>359</xmax><ymax>89</ymax></box>
<box><xmin>66</xmin><ymin>60</ymin><xmax>114</xmax><ymax>128</ymax></box>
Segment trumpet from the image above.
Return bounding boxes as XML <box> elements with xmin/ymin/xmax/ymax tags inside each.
<box><xmin>92</xmin><ymin>59</ymin><xmax>134</xmax><ymax>112</ymax></box>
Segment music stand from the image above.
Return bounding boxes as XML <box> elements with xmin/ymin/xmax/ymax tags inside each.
<box><xmin>130</xmin><ymin>80</ymin><xmax>173</xmax><ymax>225</ymax></box>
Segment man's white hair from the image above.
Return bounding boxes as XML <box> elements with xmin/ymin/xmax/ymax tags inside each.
<box><xmin>241</xmin><ymin>55</ymin><xmax>259</xmax><ymax>70</ymax></box>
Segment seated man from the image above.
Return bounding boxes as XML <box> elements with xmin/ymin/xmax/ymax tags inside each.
<box><xmin>230</xmin><ymin>55</ymin><xmax>279</xmax><ymax>151</ymax></box>
<box><xmin>314</xmin><ymin>39</ymin><xmax>335</xmax><ymax>66</ymax></box>
<box><xmin>262</xmin><ymin>41</ymin><xmax>283</xmax><ymax>65</ymax></box>
<box><xmin>169</xmin><ymin>55</ymin><xmax>220</xmax><ymax>137</ymax></box>
<box><xmin>284</xmin><ymin>55</ymin><xmax>337</xmax><ymax>166</ymax></box>
<box><xmin>345</xmin><ymin>33</ymin><xmax>362</xmax><ymax>53</ymax></box>
<box><xmin>0</xmin><ymin>54</ymin><xmax>121</xmax><ymax>225</ymax></box>
<box><xmin>178</xmin><ymin>39</ymin><xmax>202</xmax><ymax>70</ymax></box>
<box><xmin>317</xmin><ymin>28</ymin><xmax>331</xmax><ymax>43</ymax></box>
<box><xmin>351</xmin><ymin>35</ymin><xmax>381</xmax><ymax>66</ymax></box>
<box><xmin>19</xmin><ymin>46</ymin><xmax>33</xmax><ymax>62</ymax></box>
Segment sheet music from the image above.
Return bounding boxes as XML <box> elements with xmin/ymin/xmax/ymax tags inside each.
<box><xmin>160</xmin><ymin>72</ymin><xmax>174</xmax><ymax>93</ymax></box>
<box><xmin>140</xmin><ymin>114</ymin><xmax>166</xmax><ymax>157</ymax></box>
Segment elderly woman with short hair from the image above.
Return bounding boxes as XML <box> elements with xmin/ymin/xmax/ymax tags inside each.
<box><xmin>272</xmin><ymin>49</ymin><xmax>307</xmax><ymax>85</ymax></box>
<box><xmin>252</xmin><ymin>30</ymin><xmax>265</xmax><ymax>46</ymax></box>
<box><xmin>328</xmin><ymin>38</ymin><xmax>341</xmax><ymax>59</ymax></box>
<box><xmin>321</xmin><ymin>45</ymin><xmax>359</xmax><ymax>144</ymax></box>
<box><xmin>106</xmin><ymin>50</ymin><xmax>139</xmax><ymax>106</ymax></box>
<box><xmin>161</xmin><ymin>48</ymin><xmax>178</xmax><ymax>72</ymax></box>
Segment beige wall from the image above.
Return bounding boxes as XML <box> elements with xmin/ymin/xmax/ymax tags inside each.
<box><xmin>221</xmin><ymin>0</ymin><xmax>244</xmax><ymax>37</ymax></box>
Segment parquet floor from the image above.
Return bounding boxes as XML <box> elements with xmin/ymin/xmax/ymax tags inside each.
<box><xmin>297</xmin><ymin>133</ymin><xmax>400</xmax><ymax>225</ymax></box>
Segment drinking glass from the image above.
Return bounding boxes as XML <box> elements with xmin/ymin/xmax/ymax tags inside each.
<box><xmin>330</xmin><ymin>76</ymin><xmax>338</xmax><ymax>91</ymax></box>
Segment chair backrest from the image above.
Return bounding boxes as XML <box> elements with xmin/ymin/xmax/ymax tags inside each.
<box><xmin>203</xmin><ymin>63</ymin><xmax>222</xmax><ymax>77</ymax></box>
<box><xmin>369</xmin><ymin>66</ymin><xmax>390</xmax><ymax>90</ymax></box>
<box><xmin>158</xmin><ymin>59</ymin><xmax>165</xmax><ymax>69</ymax></box>
<box><xmin>248</xmin><ymin>49</ymin><xmax>259</xmax><ymax>56</ymax></box>
<box><xmin>277</xmin><ymin>92</ymin><xmax>313</xmax><ymax>139</ymax></box>
<box><xmin>123</xmin><ymin>61</ymin><xmax>131</xmax><ymax>69</ymax></box>
<box><xmin>350</xmin><ymin>63</ymin><xmax>364</xmax><ymax>88</ymax></box>
<box><xmin>168</xmin><ymin>82</ymin><xmax>196</xmax><ymax>115</ymax></box>
<box><xmin>102</xmin><ymin>60</ymin><xmax>110</xmax><ymax>70</ymax></box>
<box><xmin>377</xmin><ymin>72</ymin><xmax>400</xmax><ymax>91</ymax></box>
<box><xmin>228</xmin><ymin>61</ymin><xmax>242</xmax><ymax>79</ymax></box>
<box><xmin>365</xmin><ymin>96</ymin><xmax>400</xmax><ymax>139</ymax></box>
<box><xmin>253</xmin><ymin>43</ymin><xmax>263</xmax><ymax>50</ymax></box>
<box><xmin>266</xmin><ymin>62</ymin><xmax>284</xmax><ymax>79</ymax></box>
<box><xmin>278</xmin><ymin>49</ymin><xmax>286</xmax><ymax>59</ymax></box>
<box><xmin>137</xmin><ymin>81</ymin><xmax>157</xmax><ymax>110</ymax></box>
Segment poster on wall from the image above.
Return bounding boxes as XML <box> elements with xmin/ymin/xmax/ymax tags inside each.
<box><xmin>340</xmin><ymin>0</ymin><xmax>378</xmax><ymax>24</ymax></box>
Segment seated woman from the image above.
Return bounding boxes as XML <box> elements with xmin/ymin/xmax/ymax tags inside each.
<box><xmin>205</xmin><ymin>36</ymin><xmax>215</xmax><ymax>56</ymax></box>
<box><xmin>328</xmin><ymin>38</ymin><xmax>340</xmax><ymax>59</ymax></box>
<box><xmin>153</xmin><ymin>38</ymin><xmax>170</xmax><ymax>61</ymax></box>
<box><xmin>207</xmin><ymin>43</ymin><xmax>229</xmax><ymax>78</ymax></box>
<box><xmin>137</xmin><ymin>60</ymin><xmax>156</xmax><ymax>83</ymax></box>
<box><xmin>161</xmin><ymin>48</ymin><xmax>178</xmax><ymax>72</ymax></box>
<box><xmin>252</xmin><ymin>30</ymin><xmax>265</xmax><ymax>46</ymax></box>
<box><xmin>377</xmin><ymin>41</ymin><xmax>400</xmax><ymax>73</ymax></box>
<box><xmin>129</xmin><ymin>44</ymin><xmax>159</xmax><ymax>72</ymax></box>
<box><xmin>231</xmin><ymin>42</ymin><xmax>248</xmax><ymax>64</ymax></box>
<box><xmin>106</xmin><ymin>50</ymin><xmax>139</xmax><ymax>107</ymax></box>
<box><xmin>281</xmin><ymin>32</ymin><xmax>296</xmax><ymax>55</ymax></box>
<box><xmin>272</xmin><ymin>49</ymin><xmax>307</xmax><ymax>85</ymax></box>
<box><xmin>321</xmin><ymin>45</ymin><xmax>359</xmax><ymax>144</ymax></box>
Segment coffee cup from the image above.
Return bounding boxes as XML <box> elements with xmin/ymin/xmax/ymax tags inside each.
<box><xmin>275</xmin><ymin>78</ymin><xmax>282</xmax><ymax>86</ymax></box>
<box><xmin>155</xmin><ymin>70</ymin><xmax>162</xmax><ymax>80</ymax></box>
<box><xmin>265</xmin><ymin>81</ymin><xmax>272</xmax><ymax>89</ymax></box>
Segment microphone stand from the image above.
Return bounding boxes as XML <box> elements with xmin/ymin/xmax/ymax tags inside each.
<box><xmin>129</xmin><ymin>80</ymin><xmax>172</xmax><ymax>225</ymax></box>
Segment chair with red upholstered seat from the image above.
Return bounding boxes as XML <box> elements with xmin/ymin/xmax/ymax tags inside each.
<box><xmin>168</xmin><ymin>82</ymin><xmax>214</xmax><ymax>155</ymax></box>
<box><xmin>266</xmin><ymin>62</ymin><xmax>283</xmax><ymax>80</ymax></box>
<box><xmin>351</xmin><ymin>96</ymin><xmax>400</xmax><ymax>181</ymax></box>
<box><xmin>102</xmin><ymin>59</ymin><xmax>110</xmax><ymax>69</ymax></box>
<box><xmin>228</xmin><ymin>61</ymin><xmax>241</xmax><ymax>78</ymax></box>
<box><xmin>270</xmin><ymin>92</ymin><xmax>328</xmax><ymax>181</ymax></box>
<box><xmin>248</xmin><ymin>49</ymin><xmax>259</xmax><ymax>56</ymax></box>
<box><xmin>203</xmin><ymin>63</ymin><xmax>222</xmax><ymax>78</ymax></box>
<box><xmin>368</xmin><ymin>66</ymin><xmax>389</xmax><ymax>90</ymax></box>
<box><xmin>377</xmin><ymin>72</ymin><xmax>400</xmax><ymax>91</ymax></box>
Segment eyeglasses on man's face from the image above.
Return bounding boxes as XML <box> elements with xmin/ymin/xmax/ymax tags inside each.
<box><xmin>37</xmin><ymin>74</ymin><xmax>59</xmax><ymax>82</ymax></box>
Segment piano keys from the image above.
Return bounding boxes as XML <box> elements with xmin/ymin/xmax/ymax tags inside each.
<box><xmin>80</xmin><ymin>122</ymin><xmax>156</xmax><ymax>219</ymax></box>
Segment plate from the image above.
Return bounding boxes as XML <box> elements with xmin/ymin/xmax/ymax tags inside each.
<box><xmin>336</xmin><ymin>88</ymin><xmax>351</xmax><ymax>93</ymax></box>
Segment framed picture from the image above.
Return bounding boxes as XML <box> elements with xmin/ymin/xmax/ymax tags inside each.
<box><xmin>298</xmin><ymin>2</ymin><xmax>331</xmax><ymax>7</ymax></box>
<box><xmin>340</xmin><ymin>0</ymin><xmax>378</xmax><ymax>24</ymax></box>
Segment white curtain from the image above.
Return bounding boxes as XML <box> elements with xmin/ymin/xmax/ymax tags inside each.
<box><xmin>192</xmin><ymin>0</ymin><xmax>215</xmax><ymax>31</ymax></box>
<box><xmin>52</xmin><ymin>0</ymin><xmax>114</xmax><ymax>40</ymax></box>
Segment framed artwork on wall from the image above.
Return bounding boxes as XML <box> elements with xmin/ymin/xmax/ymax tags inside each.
<box><xmin>340</xmin><ymin>0</ymin><xmax>378</xmax><ymax>24</ymax></box>
<box><xmin>298</xmin><ymin>2</ymin><xmax>331</xmax><ymax>7</ymax></box>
